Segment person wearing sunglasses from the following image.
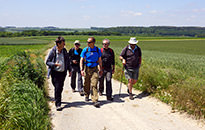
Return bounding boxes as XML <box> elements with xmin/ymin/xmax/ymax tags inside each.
<box><xmin>46</xmin><ymin>36</ymin><xmax>71</xmax><ymax>111</ymax></box>
<box><xmin>98</xmin><ymin>39</ymin><xmax>115</xmax><ymax>101</ymax></box>
<box><xmin>80</xmin><ymin>37</ymin><xmax>102</xmax><ymax>107</ymax></box>
<box><xmin>68</xmin><ymin>40</ymin><xmax>84</xmax><ymax>96</ymax></box>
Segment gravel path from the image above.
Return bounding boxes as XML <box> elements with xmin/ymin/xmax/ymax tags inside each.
<box><xmin>46</xmin><ymin>50</ymin><xmax>204</xmax><ymax>130</ymax></box>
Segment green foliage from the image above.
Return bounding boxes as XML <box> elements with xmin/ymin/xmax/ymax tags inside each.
<box><xmin>99</xmin><ymin>26</ymin><xmax>205</xmax><ymax>37</ymax></box>
<box><xmin>0</xmin><ymin>51</ymin><xmax>50</xmax><ymax>129</ymax></box>
<box><xmin>0</xmin><ymin>80</ymin><xmax>50</xmax><ymax>129</ymax></box>
<box><xmin>168</xmin><ymin>78</ymin><xmax>205</xmax><ymax>118</ymax></box>
<box><xmin>10</xmin><ymin>51</ymin><xmax>46</xmax><ymax>89</ymax></box>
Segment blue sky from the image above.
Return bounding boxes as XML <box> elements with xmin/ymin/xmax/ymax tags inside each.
<box><xmin>0</xmin><ymin>0</ymin><xmax>205</xmax><ymax>28</ymax></box>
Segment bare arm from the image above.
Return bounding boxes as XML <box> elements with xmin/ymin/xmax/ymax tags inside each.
<box><xmin>80</xmin><ymin>57</ymin><xmax>85</xmax><ymax>76</ymax></box>
<box><xmin>98</xmin><ymin>57</ymin><xmax>103</xmax><ymax>76</ymax></box>
<box><xmin>119</xmin><ymin>56</ymin><xmax>126</xmax><ymax>65</ymax></box>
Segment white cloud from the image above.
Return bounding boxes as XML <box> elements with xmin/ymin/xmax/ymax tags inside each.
<box><xmin>121</xmin><ymin>10</ymin><xmax>142</xmax><ymax>16</ymax></box>
<box><xmin>150</xmin><ymin>10</ymin><xmax>157</xmax><ymax>14</ymax></box>
<box><xmin>192</xmin><ymin>8</ymin><xmax>205</xmax><ymax>13</ymax></box>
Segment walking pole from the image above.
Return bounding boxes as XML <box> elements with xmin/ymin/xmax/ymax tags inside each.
<box><xmin>119</xmin><ymin>66</ymin><xmax>124</xmax><ymax>97</ymax></box>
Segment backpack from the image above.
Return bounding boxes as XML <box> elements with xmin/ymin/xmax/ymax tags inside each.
<box><xmin>84</xmin><ymin>46</ymin><xmax>100</xmax><ymax>64</ymax></box>
<box><xmin>100</xmin><ymin>48</ymin><xmax>113</xmax><ymax>53</ymax></box>
<box><xmin>100</xmin><ymin>48</ymin><xmax>114</xmax><ymax>68</ymax></box>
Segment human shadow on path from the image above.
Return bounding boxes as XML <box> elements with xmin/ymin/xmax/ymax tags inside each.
<box><xmin>61</xmin><ymin>101</ymin><xmax>93</xmax><ymax>110</ymax></box>
<box><xmin>60</xmin><ymin>93</ymin><xmax>127</xmax><ymax>110</ymax></box>
<box><xmin>134</xmin><ymin>91</ymin><xmax>150</xmax><ymax>99</ymax></box>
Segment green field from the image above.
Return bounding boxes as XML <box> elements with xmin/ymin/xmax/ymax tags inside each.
<box><xmin>0</xmin><ymin>37</ymin><xmax>52</xmax><ymax>57</ymax></box>
<box><xmin>0</xmin><ymin>35</ymin><xmax>204</xmax><ymax>119</ymax></box>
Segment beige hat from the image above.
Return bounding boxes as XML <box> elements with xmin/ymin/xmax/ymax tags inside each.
<box><xmin>74</xmin><ymin>40</ymin><xmax>80</xmax><ymax>44</ymax></box>
<box><xmin>128</xmin><ymin>37</ymin><xmax>138</xmax><ymax>44</ymax></box>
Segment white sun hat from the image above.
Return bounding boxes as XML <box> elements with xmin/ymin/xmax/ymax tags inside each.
<box><xmin>128</xmin><ymin>37</ymin><xmax>138</xmax><ymax>44</ymax></box>
<box><xmin>74</xmin><ymin>40</ymin><xmax>80</xmax><ymax>44</ymax></box>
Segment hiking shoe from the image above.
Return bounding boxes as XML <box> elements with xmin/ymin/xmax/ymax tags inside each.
<box><xmin>85</xmin><ymin>97</ymin><xmax>89</xmax><ymax>102</ymax></box>
<box><xmin>107</xmin><ymin>97</ymin><xmax>114</xmax><ymax>101</ymax></box>
<box><xmin>129</xmin><ymin>94</ymin><xmax>134</xmax><ymax>100</ymax></box>
<box><xmin>93</xmin><ymin>102</ymin><xmax>100</xmax><ymax>107</ymax></box>
<box><xmin>80</xmin><ymin>91</ymin><xmax>84</xmax><ymax>96</ymax></box>
<box><xmin>56</xmin><ymin>106</ymin><xmax>61</xmax><ymax>111</ymax></box>
<box><xmin>99</xmin><ymin>92</ymin><xmax>103</xmax><ymax>96</ymax></box>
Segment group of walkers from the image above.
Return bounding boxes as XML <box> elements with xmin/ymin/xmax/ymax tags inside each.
<box><xmin>46</xmin><ymin>36</ymin><xmax>141</xmax><ymax>110</ymax></box>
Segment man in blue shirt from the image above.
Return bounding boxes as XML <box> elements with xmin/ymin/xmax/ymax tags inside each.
<box><xmin>80</xmin><ymin>37</ymin><xmax>103</xmax><ymax>107</ymax></box>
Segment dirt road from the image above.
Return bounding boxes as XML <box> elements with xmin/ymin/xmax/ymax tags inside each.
<box><xmin>45</xmin><ymin>50</ymin><xmax>204</xmax><ymax>130</ymax></box>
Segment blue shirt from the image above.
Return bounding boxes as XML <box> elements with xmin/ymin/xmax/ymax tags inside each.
<box><xmin>74</xmin><ymin>49</ymin><xmax>79</xmax><ymax>55</ymax></box>
<box><xmin>128</xmin><ymin>45</ymin><xmax>137</xmax><ymax>53</ymax></box>
<box><xmin>80</xmin><ymin>46</ymin><xmax>102</xmax><ymax>67</ymax></box>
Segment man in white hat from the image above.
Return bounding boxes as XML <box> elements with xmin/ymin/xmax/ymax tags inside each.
<box><xmin>68</xmin><ymin>40</ymin><xmax>84</xmax><ymax>96</ymax></box>
<box><xmin>119</xmin><ymin>37</ymin><xmax>142</xmax><ymax>100</ymax></box>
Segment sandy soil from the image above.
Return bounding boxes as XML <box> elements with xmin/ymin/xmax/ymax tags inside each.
<box><xmin>45</xmin><ymin>50</ymin><xmax>204</xmax><ymax>130</ymax></box>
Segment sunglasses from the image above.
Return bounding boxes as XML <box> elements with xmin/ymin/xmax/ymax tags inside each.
<box><xmin>103</xmin><ymin>43</ymin><xmax>108</xmax><ymax>45</ymax></box>
<box><xmin>75</xmin><ymin>43</ymin><xmax>80</xmax><ymax>46</ymax></box>
<box><xmin>87</xmin><ymin>41</ymin><xmax>93</xmax><ymax>44</ymax></box>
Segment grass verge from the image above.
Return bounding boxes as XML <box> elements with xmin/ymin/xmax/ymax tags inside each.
<box><xmin>0</xmin><ymin>51</ymin><xmax>51</xmax><ymax>129</ymax></box>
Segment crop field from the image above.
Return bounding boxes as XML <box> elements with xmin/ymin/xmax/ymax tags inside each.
<box><xmin>0</xmin><ymin>37</ymin><xmax>51</xmax><ymax>57</ymax></box>
<box><xmin>0</xmin><ymin>35</ymin><xmax>204</xmax><ymax>118</ymax></box>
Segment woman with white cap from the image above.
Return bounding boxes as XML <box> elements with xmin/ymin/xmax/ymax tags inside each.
<box><xmin>119</xmin><ymin>37</ymin><xmax>142</xmax><ymax>100</ymax></box>
<box><xmin>68</xmin><ymin>40</ymin><xmax>84</xmax><ymax>96</ymax></box>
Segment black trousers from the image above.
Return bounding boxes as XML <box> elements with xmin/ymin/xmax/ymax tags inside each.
<box><xmin>70</xmin><ymin>66</ymin><xmax>83</xmax><ymax>92</ymax></box>
<box><xmin>99</xmin><ymin>68</ymin><xmax>113</xmax><ymax>98</ymax></box>
<box><xmin>51</xmin><ymin>71</ymin><xmax>66</xmax><ymax>107</ymax></box>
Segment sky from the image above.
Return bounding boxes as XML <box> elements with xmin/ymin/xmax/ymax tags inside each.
<box><xmin>0</xmin><ymin>0</ymin><xmax>205</xmax><ymax>28</ymax></box>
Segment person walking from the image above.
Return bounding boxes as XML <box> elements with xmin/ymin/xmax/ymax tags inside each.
<box><xmin>68</xmin><ymin>40</ymin><xmax>84</xmax><ymax>96</ymax></box>
<box><xmin>119</xmin><ymin>37</ymin><xmax>142</xmax><ymax>100</ymax></box>
<box><xmin>80</xmin><ymin>37</ymin><xmax>103</xmax><ymax>107</ymax></box>
<box><xmin>99</xmin><ymin>39</ymin><xmax>115</xmax><ymax>101</ymax></box>
<box><xmin>46</xmin><ymin>36</ymin><xmax>71</xmax><ymax>110</ymax></box>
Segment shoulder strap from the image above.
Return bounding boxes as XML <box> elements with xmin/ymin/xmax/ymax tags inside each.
<box><xmin>109</xmin><ymin>48</ymin><xmax>113</xmax><ymax>53</ymax></box>
<box><xmin>96</xmin><ymin>47</ymin><xmax>99</xmax><ymax>53</ymax></box>
<box><xmin>101</xmin><ymin>48</ymin><xmax>103</xmax><ymax>53</ymax></box>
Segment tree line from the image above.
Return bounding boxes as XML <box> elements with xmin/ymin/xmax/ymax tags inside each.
<box><xmin>91</xmin><ymin>26</ymin><xmax>205</xmax><ymax>37</ymax></box>
<box><xmin>1</xmin><ymin>26</ymin><xmax>205</xmax><ymax>37</ymax></box>
<box><xmin>0</xmin><ymin>30</ymin><xmax>121</xmax><ymax>37</ymax></box>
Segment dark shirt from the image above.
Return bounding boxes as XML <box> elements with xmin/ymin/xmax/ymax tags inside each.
<box><xmin>120</xmin><ymin>45</ymin><xmax>142</xmax><ymax>69</ymax></box>
<box><xmin>101</xmin><ymin>48</ymin><xmax>115</xmax><ymax>70</ymax></box>
<box><xmin>69</xmin><ymin>47</ymin><xmax>82</xmax><ymax>67</ymax></box>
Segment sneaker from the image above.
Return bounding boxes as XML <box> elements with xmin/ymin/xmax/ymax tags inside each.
<box><xmin>99</xmin><ymin>92</ymin><xmax>103</xmax><ymax>96</ymax></box>
<box><xmin>56</xmin><ymin>106</ymin><xmax>61</xmax><ymax>111</ymax></box>
<box><xmin>107</xmin><ymin>97</ymin><xmax>114</xmax><ymax>101</ymax></box>
<box><xmin>129</xmin><ymin>93</ymin><xmax>134</xmax><ymax>100</ymax></box>
<box><xmin>85</xmin><ymin>97</ymin><xmax>89</xmax><ymax>102</ymax></box>
<box><xmin>80</xmin><ymin>91</ymin><xmax>84</xmax><ymax>96</ymax></box>
<box><xmin>93</xmin><ymin>102</ymin><xmax>100</xmax><ymax>107</ymax></box>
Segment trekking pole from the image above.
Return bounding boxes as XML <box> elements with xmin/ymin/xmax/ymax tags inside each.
<box><xmin>119</xmin><ymin>66</ymin><xmax>124</xmax><ymax>97</ymax></box>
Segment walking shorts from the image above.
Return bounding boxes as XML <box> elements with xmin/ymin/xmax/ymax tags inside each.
<box><xmin>124</xmin><ymin>67</ymin><xmax>139</xmax><ymax>80</ymax></box>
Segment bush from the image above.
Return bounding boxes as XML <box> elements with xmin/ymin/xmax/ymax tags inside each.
<box><xmin>9</xmin><ymin>51</ymin><xmax>45</xmax><ymax>89</ymax></box>
<box><xmin>168</xmin><ymin>78</ymin><xmax>205</xmax><ymax>119</ymax></box>
<box><xmin>0</xmin><ymin>80</ymin><xmax>50</xmax><ymax>129</ymax></box>
<box><xmin>0</xmin><ymin>51</ymin><xmax>50</xmax><ymax>129</ymax></box>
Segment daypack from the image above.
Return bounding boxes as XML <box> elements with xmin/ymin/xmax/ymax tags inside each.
<box><xmin>100</xmin><ymin>48</ymin><xmax>114</xmax><ymax>68</ymax></box>
<box><xmin>100</xmin><ymin>48</ymin><xmax>113</xmax><ymax>53</ymax></box>
<box><xmin>84</xmin><ymin>46</ymin><xmax>100</xmax><ymax>64</ymax></box>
